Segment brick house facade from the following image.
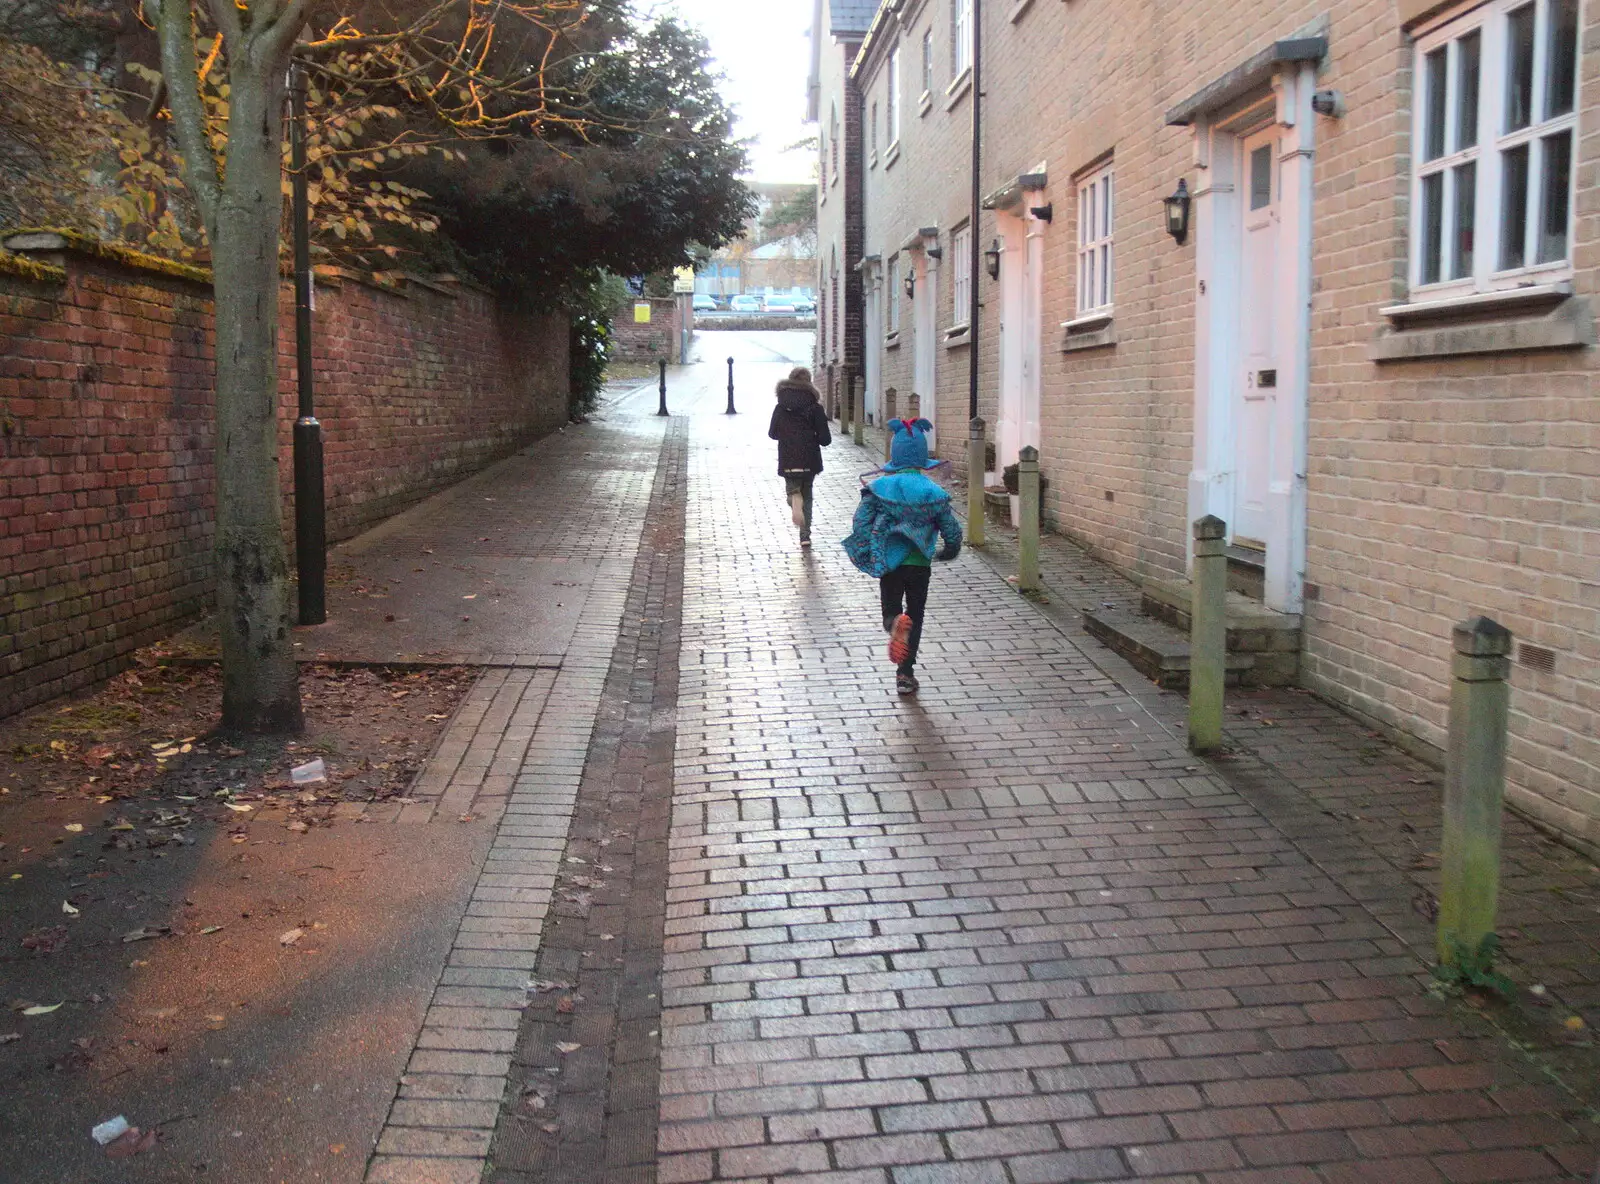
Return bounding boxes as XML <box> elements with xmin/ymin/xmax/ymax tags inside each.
<box><xmin>809</xmin><ymin>0</ymin><xmax>874</xmax><ymax>414</ymax></box>
<box><xmin>825</xmin><ymin>0</ymin><xmax>1600</xmax><ymax>857</ymax></box>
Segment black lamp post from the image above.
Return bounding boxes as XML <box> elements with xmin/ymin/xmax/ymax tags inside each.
<box><xmin>288</xmin><ymin>63</ymin><xmax>325</xmax><ymax>626</ymax></box>
<box><xmin>1164</xmin><ymin>178</ymin><xmax>1192</xmax><ymax>245</ymax></box>
<box><xmin>984</xmin><ymin>238</ymin><xmax>1002</xmax><ymax>281</ymax></box>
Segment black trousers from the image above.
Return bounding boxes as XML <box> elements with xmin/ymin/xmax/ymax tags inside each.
<box><xmin>879</xmin><ymin>563</ymin><xmax>931</xmax><ymax>673</ymax></box>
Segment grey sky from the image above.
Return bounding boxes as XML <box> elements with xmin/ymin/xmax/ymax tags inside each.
<box><xmin>659</xmin><ymin>0</ymin><xmax>817</xmax><ymax>183</ymax></box>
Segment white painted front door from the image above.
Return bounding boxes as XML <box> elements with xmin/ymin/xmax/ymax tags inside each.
<box><xmin>1234</xmin><ymin>128</ymin><xmax>1279</xmax><ymax>551</ymax></box>
<box><xmin>996</xmin><ymin>211</ymin><xmax>1043</xmax><ymax>473</ymax></box>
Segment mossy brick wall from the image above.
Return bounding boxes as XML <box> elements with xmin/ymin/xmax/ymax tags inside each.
<box><xmin>0</xmin><ymin>254</ymin><xmax>568</xmax><ymax>718</ymax></box>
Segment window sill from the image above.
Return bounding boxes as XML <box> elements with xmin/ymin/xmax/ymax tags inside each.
<box><xmin>919</xmin><ymin>91</ymin><xmax>933</xmax><ymax>117</ymax></box>
<box><xmin>1010</xmin><ymin>0</ymin><xmax>1036</xmax><ymax>19</ymax></box>
<box><xmin>945</xmin><ymin>69</ymin><xmax>973</xmax><ymax>111</ymax></box>
<box><xmin>1379</xmin><ymin>281</ymin><xmax>1571</xmax><ymax>323</ymax></box>
<box><xmin>884</xmin><ymin>141</ymin><xmax>901</xmax><ymax>170</ymax></box>
<box><xmin>885</xmin><ymin>332</ymin><xmax>902</xmax><ymax>349</ymax></box>
<box><xmin>944</xmin><ymin>324</ymin><xmax>970</xmax><ymax>348</ymax></box>
<box><xmin>868</xmin><ymin>152</ymin><xmax>878</xmax><ymax>170</ymax></box>
<box><xmin>1371</xmin><ymin>292</ymin><xmax>1593</xmax><ymax>361</ymax></box>
<box><xmin>1061</xmin><ymin>312</ymin><xmax>1116</xmax><ymax>352</ymax></box>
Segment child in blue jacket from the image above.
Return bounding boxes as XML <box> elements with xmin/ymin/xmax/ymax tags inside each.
<box><xmin>842</xmin><ymin>418</ymin><xmax>962</xmax><ymax>695</ymax></box>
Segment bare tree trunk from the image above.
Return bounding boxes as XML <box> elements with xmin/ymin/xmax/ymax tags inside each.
<box><xmin>210</xmin><ymin>60</ymin><xmax>303</xmax><ymax>733</ymax></box>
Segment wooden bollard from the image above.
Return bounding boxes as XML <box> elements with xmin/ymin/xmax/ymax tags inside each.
<box><xmin>966</xmin><ymin>417</ymin><xmax>986</xmax><ymax>548</ymax></box>
<box><xmin>1188</xmin><ymin>515</ymin><xmax>1227</xmax><ymax>753</ymax></box>
<box><xmin>852</xmin><ymin>374</ymin><xmax>866</xmax><ymax>447</ymax></box>
<box><xmin>1017</xmin><ymin>446</ymin><xmax>1041</xmax><ymax>591</ymax></box>
<box><xmin>1438</xmin><ymin>616</ymin><xmax>1513</xmax><ymax>968</ymax></box>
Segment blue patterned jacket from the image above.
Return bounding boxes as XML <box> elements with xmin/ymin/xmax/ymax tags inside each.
<box><xmin>841</xmin><ymin>472</ymin><xmax>963</xmax><ymax>577</ymax></box>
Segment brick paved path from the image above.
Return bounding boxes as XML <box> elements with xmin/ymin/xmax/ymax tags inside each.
<box><xmin>361</xmin><ymin>342</ymin><xmax>1595</xmax><ymax>1183</ymax></box>
<box><xmin>966</xmin><ymin>503</ymin><xmax>1600</xmax><ymax>1060</ymax></box>
<box><xmin>652</xmin><ymin>405</ymin><xmax>1597</xmax><ymax>1182</ymax></box>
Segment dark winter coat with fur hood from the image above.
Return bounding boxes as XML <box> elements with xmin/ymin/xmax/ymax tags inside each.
<box><xmin>768</xmin><ymin>378</ymin><xmax>832</xmax><ymax>475</ymax></box>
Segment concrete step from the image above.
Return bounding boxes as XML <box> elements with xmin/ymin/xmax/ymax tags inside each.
<box><xmin>1226</xmin><ymin>545</ymin><xmax>1266</xmax><ymax>600</ymax></box>
<box><xmin>1135</xmin><ymin>577</ymin><xmax>1302</xmax><ymax>686</ymax></box>
<box><xmin>1083</xmin><ymin>609</ymin><xmax>1255</xmax><ymax>691</ymax></box>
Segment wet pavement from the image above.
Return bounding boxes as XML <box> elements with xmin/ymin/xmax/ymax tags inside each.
<box><xmin>4</xmin><ymin>329</ymin><xmax>1595</xmax><ymax>1182</ymax></box>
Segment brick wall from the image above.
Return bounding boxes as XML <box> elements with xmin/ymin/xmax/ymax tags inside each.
<box><xmin>856</xmin><ymin>1</ymin><xmax>996</xmax><ymax>467</ymax></box>
<box><xmin>608</xmin><ymin>297</ymin><xmax>684</xmax><ymax>364</ymax></box>
<box><xmin>832</xmin><ymin>0</ymin><xmax>1600</xmax><ymax>856</ymax></box>
<box><xmin>0</xmin><ymin>247</ymin><xmax>568</xmax><ymax>718</ymax></box>
<box><xmin>815</xmin><ymin>29</ymin><xmax>865</xmax><ymax>411</ymax></box>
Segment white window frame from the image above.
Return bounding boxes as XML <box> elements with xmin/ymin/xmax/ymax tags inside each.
<box><xmin>829</xmin><ymin>102</ymin><xmax>840</xmax><ymax>187</ymax></box>
<box><xmin>888</xmin><ymin>255</ymin><xmax>902</xmax><ymax>335</ymax></box>
<box><xmin>1076</xmin><ymin>162</ymin><xmax>1114</xmax><ymax>318</ymax></box>
<box><xmin>952</xmin><ymin>0</ymin><xmax>973</xmax><ymax>79</ymax></box>
<box><xmin>886</xmin><ymin>47</ymin><xmax>902</xmax><ymax>150</ymax></box>
<box><xmin>921</xmin><ymin>29</ymin><xmax>934</xmax><ymax>99</ymax></box>
<box><xmin>1409</xmin><ymin>0</ymin><xmax>1580</xmax><ymax>298</ymax></box>
<box><xmin>950</xmin><ymin>225</ymin><xmax>972</xmax><ymax>330</ymax></box>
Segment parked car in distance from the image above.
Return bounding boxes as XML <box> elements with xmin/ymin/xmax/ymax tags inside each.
<box><xmin>692</xmin><ymin>294</ymin><xmax>718</xmax><ymax>312</ymax></box>
<box><xmin>763</xmin><ymin>295</ymin><xmax>798</xmax><ymax>313</ymax></box>
<box><xmin>791</xmin><ymin>294</ymin><xmax>816</xmax><ymax>313</ymax></box>
<box><xmin>729</xmin><ymin>294</ymin><xmax>762</xmax><ymax>312</ymax></box>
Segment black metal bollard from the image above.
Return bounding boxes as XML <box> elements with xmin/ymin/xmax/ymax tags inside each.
<box><xmin>657</xmin><ymin>359</ymin><xmax>668</xmax><ymax>417</ymax></box>
<box><xmin>293</xmin><ymin>417</ymin><xmax>326</xmax><ymax>625</ymax></box>
<box><xmin>726</xmin><ymin>357</ymin><xmax>736</xmax><ymax>415</ymax></box>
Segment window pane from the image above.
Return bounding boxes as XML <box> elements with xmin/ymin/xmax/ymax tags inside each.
<box><xmin>1102</xmin><ymin>175</ymin><xmax>1112</xmax><ymax>238</ymax></box>
<box><xmin>1085</xmin><ymin>254</ymin><xmax>1095</xmax><ymax>309</ymax></box>
<box><xmin>1499</xmin><ymin>142</ymin><xmax>1530</xmax><ymax>268</ymax></box>
<box><xmin>1536</xmin><ymin>129</ymin><xmax>1572</xmax><ymax>262</ymax></box>
<box><xmin>1102</xmin><ymin>242</ymin><xmax>1112</xmax><ymax>306</ymax></box>
<box><xmin>1424</xmin><ymin>46</ymin><xmax>1448</xmax><ymax>160</ymax></box>
<box><xmin>1451</xmin><ymin>161</ymin><xmax>1476</xmax><ymax>278</ymax></box>
<box><xmin>1505</xmin><ymin>3</ymin><xmax>1535</xmax><ymax>132</ymax></box>
<box><xmin>1544</xmin><ymin>0</ymin><xmax>1578</xmax><ymax>118</ymax></box>
<box><xmin>1456</xmin><ymin>31</ymin><xmax>1480</xmax><ymax>150</ymax></box>
<box><xmin>1421</xmin><ymin>171</ymin><xmax>1444</xmax><ymax>284</ymax></box>
<box><xmin>1250</xmin><ymin>145</ymin><xmax>1272</xmax><ymax>209</ymax></box>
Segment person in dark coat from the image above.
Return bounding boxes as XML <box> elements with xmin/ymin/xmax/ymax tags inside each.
<box><xmin>767</xmin><ymin>367</ymin><xmax>832</xmax><ymax>548</ymax></box>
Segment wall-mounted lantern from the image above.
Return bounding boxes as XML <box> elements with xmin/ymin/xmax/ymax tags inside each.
<box><xmin>984</xmin><ymin>239</ymin><xmax>1002</xmax><ymax>281</ymax></box>
<box><xmin>904</xmin><ymin>270</ymin><xmax>916</xmax><ymax>299</ymax></box>
<box><xmin>1163</xmin><ymin>179</ymin><xmax>1191</xmax><ymax>245</ymax></box>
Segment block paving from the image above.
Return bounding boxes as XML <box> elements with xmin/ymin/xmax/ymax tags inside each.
<box><xmin>655</xmin><ymin>413</ymin><xmax>1598</xmax><ymax>1182</ymax></box>
<box><xmin>361</xmin><ymin>383</ymin><xmax>1596</xmax><ymax>1184</ymax></box>
<box><xmin>969</xmin><ymin>503</ymin><xmax>1600</xmax><ymax>1029</ymax></box>
<box><xmin>365</xmin><ymin>417</ymin><xmax>667</xmax><ymax>1183</ymax></box>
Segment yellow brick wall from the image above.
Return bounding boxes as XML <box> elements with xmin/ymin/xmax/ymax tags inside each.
<box><xmin>840</xmin><ymin>0</ymin><xmax>1600</xmax><ymax>855</ymax></box>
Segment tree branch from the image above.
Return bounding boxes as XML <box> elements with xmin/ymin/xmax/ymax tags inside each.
<box><xmin>155</xmin><ymin>0</ymin><xmax>221</xmax><ymax>235</ymax></box>
<box><xmin>260</xmin><ymin>0</ymin><xmax>318</xmax><ymax>62</ymax></box>
<box><xmin>201</xmin><ymin>0</ymin><xmax>242</xmax><ymax>52</ymax></box>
